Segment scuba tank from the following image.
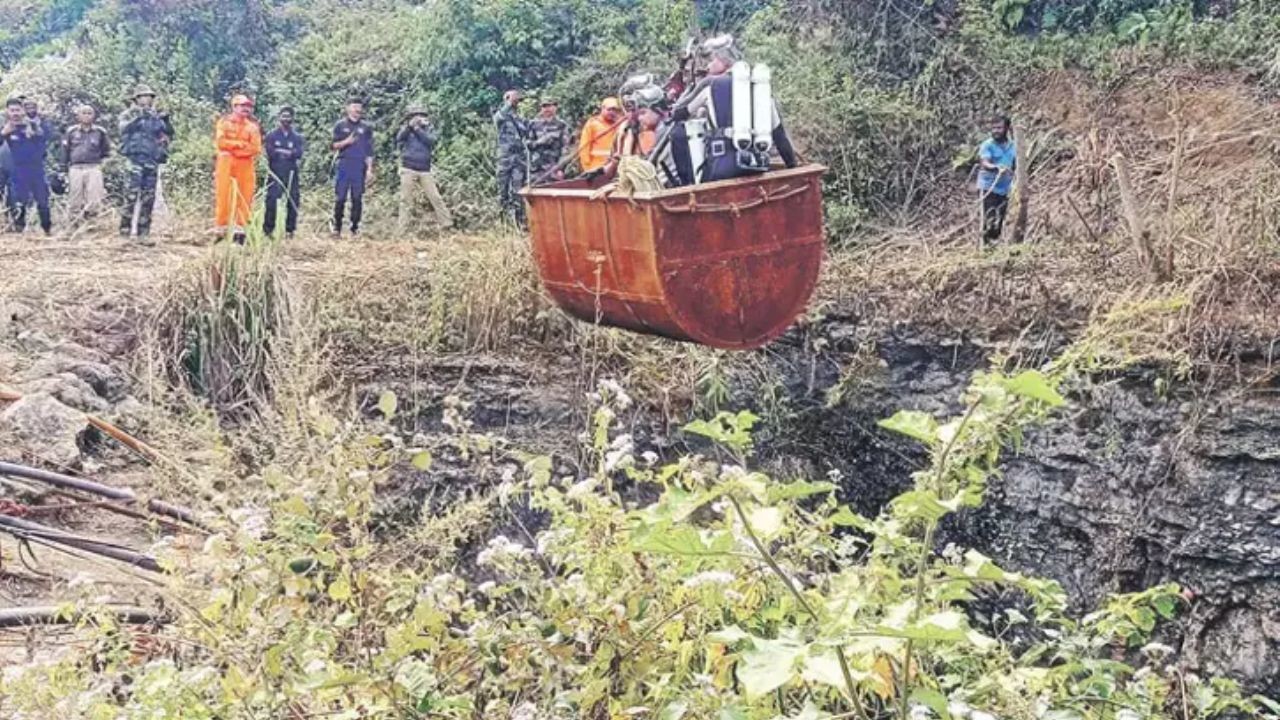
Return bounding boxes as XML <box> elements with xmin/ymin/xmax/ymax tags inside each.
<box><xmin>731</xmin><ymin>61</ymin><xmax>753</xmax><ymax>153</ymax></box>
<box><xmin>751</xmin><ymin>64</ymin><xmax>773</xmax><ymax>155</ymax></box>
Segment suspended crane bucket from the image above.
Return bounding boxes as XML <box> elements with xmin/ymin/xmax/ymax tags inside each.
<box><xmin>521</xmin><ymin>164</ymin><xmax>826</xmax><ymax>350</ymax></box>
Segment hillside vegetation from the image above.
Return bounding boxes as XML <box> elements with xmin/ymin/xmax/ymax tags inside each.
<box><xmin>1</xmin><ymin>1</ymin><xmax>1279</xmax><ymax>719</ymax></box>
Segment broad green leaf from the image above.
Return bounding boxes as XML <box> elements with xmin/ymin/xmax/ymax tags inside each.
<box><xmin>411</xmin><ymin>451</ymin><xmax>433</xmax><ymax>471</ymax></box>
<box><xmin>632</xmin><ymin>525</ymin><xmax>731</xmax><ymax>557</ymax></box>
<box><xmin>328</xmin><ymin>577</ymin><xmax>353</xmax><ymax>602</ymax></box>
<box><xmin>830</xmin><ymin>505</ymin><xmax>875</xmax><ymax>531</ymax></box>
<box><xmin>1003</xmin><ymin>371</ymin><xmax>1065</xmax><ymax>407</ymax></box>
<box><xmin>707</xmin><ymin>625</ymin><xmax>750</xmax><ymax>645</ymax></box>
<box><xmin>747</xmin><ymin>506</ymin><xmax>784</xmax><ymax>539</ymax></box>
<box><xmin>892</xmin><ymin>490</ymin><xmax>958</xmax><ymax>523</ymax></box>
<box><xmin>801</xmin><ymin>650</ymin><xmax>865</xmax><ymax>693</ymax></box>
<box><xmin>738</xmin><ymin>633</ymin><xmax>806</xmax><ymax>698</ymax></box>
<box><xmin>883</xmin><ymin>610</ymin><xmax>969</xmax><ymax>642</ymax></box>
<box><xmin>879</xmin><ymin>409</ymin><xmax>940</xmax><ymax>445</ymax></box>
<box><xmin>659</xmin><ymin>700</ymin><xmax>689</xmax><ymax>720</ymax></box>
<box><xmin>767</xmin><ymin>480</ymin><xmax>836</xmax><ymax>503</ymax></box>
<box><xmin>377</xmin><ymin>390</ymin><xmax>398</xmax><ymax>419</ymax></box>
<box><xmin>1153</xmin><ymin>595</ymin><xmax>1178</xmax><ymax>620</ymax></box>
<box><xmin>911</xmin><ymin>687</ymin><xmax>952</xmax><ymax>719</ymax></box>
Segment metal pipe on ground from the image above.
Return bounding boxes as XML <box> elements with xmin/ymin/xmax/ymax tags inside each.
<box><xmin>0</xmin><ymin>514</ymin><xmax>162</xmax><ymax>573</ymax></box>
<box><xmin>0</xmin><ymin>605</ymin><xmax>167</xmax><ymax>629</ymax></box>
<box><xmin>0</xmin><ymin>461</ymin><xmax>203</xmax><ymax>529</ymax></box>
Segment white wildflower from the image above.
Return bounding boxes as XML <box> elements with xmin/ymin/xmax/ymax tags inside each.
<box><xmin>909</xmin><ymin>704</ymin><xmax>934</xmax><ymax>720</ymax></box>
<box><xmin>566</xmin><ymin>478</ymin><xmax>599</xmax><ymax>500</ymax></box>
<box><xmin>683</xmin><ymin>571</ymin><xmax>735</xmax><ymax>588</ymax></box>
<box><xmin>598</xmin><ymin>378</ymin><xmax>633</xmax><ymax>409</ymax></box>
<box><xmin>510</xmin><ymin>701</ymin><xmax>539</xmax><ymax>720</ymax></box>
<box><xmin>641</xmin><ymin>451</ymin><xmax>659</xmax><ymax>465</ymax></box>
<box><xmin>476</xmin><ymin>535</ymin><xmax>530</xmax><ymax>567</ymax></box>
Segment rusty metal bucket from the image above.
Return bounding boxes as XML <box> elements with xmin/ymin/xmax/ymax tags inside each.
<box><xmin>522</xmin><ymin>164</ymin><xmax>826</xmax><ymax>350</ymax></box>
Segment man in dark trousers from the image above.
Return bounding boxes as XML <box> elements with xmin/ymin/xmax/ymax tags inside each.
<box><xmin>0</xmin><ymin>143</ymin><xmax>11</xmax><ymax>217</ymax></box>
<box><xmin>977</xmin><ymin>115</ymin><xmax>1016</xmax><ymax>243</ymax></box>
<box><xmin>118</xmin><ymin>84</ymin><xmax>173</xmax><ymax>243</ymax></box>
<box><xmin>396</xmin><ymin>105</ymin><xmax>452</xmax><ymax>233</ymax></box>
<box><xmin>263</xmin><ymin>106</ymin><xmax>305</xmax><ymax>239</ymax></box>
<box><xmin>331</xmin><ymin>97</ymin><xmax>374</xmax><ymax>238</ymax></box>
<box><xmin>492</xmin><ymin>90</ymin><xmax>529</xmax><ymax>227</ymax></box>
<box><xmin>2</xmin><ymin>97</ymin><xmax>53</xmax><ymax>236</ymax></box>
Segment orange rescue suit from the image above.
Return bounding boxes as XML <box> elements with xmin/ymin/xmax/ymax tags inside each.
<box><xmin>578</xmin><ymin>114</ymin><xmax>618</xmax><ymax>172</ymax></box>
<box><xmin>214</xmin><ymin>114</ymin><xmax>263</xmax><ymax>230</ymax></box>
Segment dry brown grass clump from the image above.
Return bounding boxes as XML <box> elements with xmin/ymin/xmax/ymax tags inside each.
<box><xmin>145</xmin><ymin>245</ymin><xmax>297</xmax><ymax>419</ymax></box>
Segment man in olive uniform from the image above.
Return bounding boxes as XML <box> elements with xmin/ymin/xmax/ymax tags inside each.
<box><xmin>492</xmin><ymin>90</ymin><xmax>529</xmax><ymax>227</ymax></box>
<box><xmin>527</xmin><ymin>97</ymin><xmax>568</xmax><ymax>184</ymax></box>
<box><xmin>118</xmin><ymin>84</ymin><xmax>174</xmax><ymax>242</ymax></box>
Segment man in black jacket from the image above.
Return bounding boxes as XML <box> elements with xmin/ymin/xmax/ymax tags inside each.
<box><xmin>396</xmin><ymin>106</ymin><xmax>452</xmax><ymax>233</ymax></box>
<box><xmin>263</xmin><ymin>106</ymin><xmax>305</xmax><ymax>239</ymax></box>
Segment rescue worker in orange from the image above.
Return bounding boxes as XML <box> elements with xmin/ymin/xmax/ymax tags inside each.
<box><xmin>214</xmin><ymin>94</ymin><xmax>263</xmax><ymax>244</ymax></box>
<box><xmin>578</xmin><ymin>97</ymin><xmax>623</xmax><ymax>175</ymax></box>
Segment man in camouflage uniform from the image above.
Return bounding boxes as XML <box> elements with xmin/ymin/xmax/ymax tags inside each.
<box><xmin>493</xmin><ymin>89</ymin><xmax>529</xmax><ymax>227</ymax></box>
<box><xmin>528</xmin><ymin>97</ymin><xmax>568</xmax><ymax>184</ymax></box>
<box><xmin>118</xmin><ymin>84</ymin><xmax>173</xmax><ymax>242</ymax></box>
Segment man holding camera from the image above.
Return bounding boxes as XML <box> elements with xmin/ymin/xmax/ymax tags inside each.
<box><xmin>396</xmin><ymin>105</ymin><xmax>452</xmax><ymax>233</ymax></box>
<box><xmin>118</xmin><ymin>84</ymin><xmax>174</xmax><ymax>242</ymax></box>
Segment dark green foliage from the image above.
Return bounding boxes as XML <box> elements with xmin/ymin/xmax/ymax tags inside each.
<box><xmin>2</xmin><ymin>0</ymin><xmax>1279</xmax><ymax>231</ymax></box>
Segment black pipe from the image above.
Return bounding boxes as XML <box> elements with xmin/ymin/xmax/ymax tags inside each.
<box><xmin>0</xmin><ymin>460</ymin><xmax>203</xmax><ymax>528</ymax></box>
<box><xmin>0</xmin><ymin>605</ymin><xmax>166</xmax><ymax>629</ymax></box>
<box><xmin>0</xmin><ymin>515</ymin><xmax>162</xmax><ymax>573</ymax></box>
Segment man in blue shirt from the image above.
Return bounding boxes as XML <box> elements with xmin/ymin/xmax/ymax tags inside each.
<box><xmin>2</xmin><ymin>97</ymin><xmax>52</xmax><ymax>235</ymax></box>
<box><xmin>264</xmin><ymin>106</ymin><xmax>305</xmax><ymax>239</ymax></box>
<box><xmin>977</xmin><ymin>115</ymin><xmax>1016</xmax><ymax>243</ymax></box>
<box><xmin>331</xmin><ymin>98</ymin><xmax>374</xmax><ymax>238</ymax></box>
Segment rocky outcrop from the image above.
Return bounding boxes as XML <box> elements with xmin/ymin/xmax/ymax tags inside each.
<box><xmin>1</xmin><ymin>316</ymin><xmax>141</xmax><ymax>468</ymax></box>
<box><xmin>749</xmin><ymin>328</ymin><xmax>1280</xmax><ymax>696</ymax></box>
<box><xmin>0</xmin><ymin>393</ymin><xmax>89</xmax><ymax>466</ymax></box>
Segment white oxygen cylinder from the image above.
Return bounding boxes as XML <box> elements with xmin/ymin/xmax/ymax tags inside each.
<box><xmin>686</xmin><ymin>118</ymin><xmax>708</xmax><ymax>184</ymax></box>
<box><xmin>731</xmin><ymin>61</ymin><xmax>753</xmax><ymax>151</ymax></box>
<box><xmin>751</xmin><ymin>63</ymin><xmax>774</xmax><ymax>154</ymax></box>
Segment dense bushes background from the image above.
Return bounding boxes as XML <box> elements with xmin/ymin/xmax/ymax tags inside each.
<box><xmin>1</xmin><ymin>0</ymin><xmax>1278</xmax><ymax>234</ymax></box>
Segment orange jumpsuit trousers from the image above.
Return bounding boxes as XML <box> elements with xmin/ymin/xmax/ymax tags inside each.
<box><xmin>214</xmin><ymin>115</ymin><xmax>263</xmax><ymax>232</ymax></box>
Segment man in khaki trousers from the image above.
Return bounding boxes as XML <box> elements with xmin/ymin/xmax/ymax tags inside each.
<box><xmin>61</xmin><ymin>104</ymin><xmax>110</xmax><ymax>229</ymax></box>
<box><xmin>395</xmin><ymin>106</ymin><xmax>452</xmax><ymax>233</ymax></box>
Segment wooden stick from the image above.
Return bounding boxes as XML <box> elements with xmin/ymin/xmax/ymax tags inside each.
<box><xmin>1012</xmin><ymin>128</ymin><xmax>1031</xmax><ymax>243</ymax></box>
<box><xmin>1112</xmin><ymin>153</ymin><xmax>1168</xmax><ymax>281</ymax></box>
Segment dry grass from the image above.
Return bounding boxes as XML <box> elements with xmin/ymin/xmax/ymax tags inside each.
<box><xmin>811</xmin><ymin>65</ymin><xmax>1280</xmax><ymax>383</ymax></box>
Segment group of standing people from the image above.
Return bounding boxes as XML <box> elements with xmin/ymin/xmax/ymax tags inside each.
<box><xmin>210</xmin><ymin>94</ymin><xmax>451</xmax><ymax>243</ymax></box>
<box><xmin>1</xmin><ymin>86</ymin><xmax>173</xmax><ymax>241</ymax></box>
<box><xmin>1</xmin><ymin>86</ymin><xmax>455</xmax><ymax>244</ymax></box>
